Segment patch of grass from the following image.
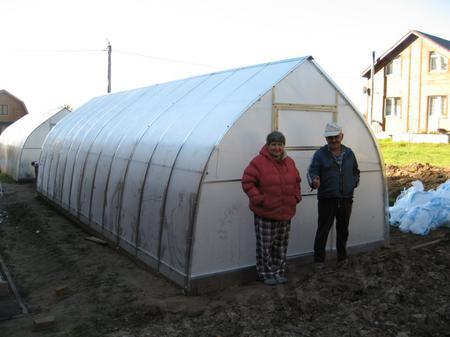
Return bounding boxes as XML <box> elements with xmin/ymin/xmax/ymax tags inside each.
<box><xmin>378</xmin><ymin>139</ymin><xmax>450</xmax><ymax>167</ymax></box>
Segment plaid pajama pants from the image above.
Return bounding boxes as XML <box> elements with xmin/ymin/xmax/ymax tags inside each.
<box><xmin>254</xmin><ymin>215</ymin><xmax>291</xmax><ymax>280</ymax></box>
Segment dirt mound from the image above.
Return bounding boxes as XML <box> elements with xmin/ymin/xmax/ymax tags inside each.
<box><xmin>386</xmin><ymin>163</ymin><xmax>450</xmax><ymax>204</ymax></box>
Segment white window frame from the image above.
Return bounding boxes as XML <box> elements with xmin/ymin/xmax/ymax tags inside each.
<box><xmin>428</xmin><ymin>96</ymin><xmax>447</xmax><ymax>117</ymax></box>
<box><xmin>385</xmin><ymin>97</ymin><xmax>401</xmax><ymax>117</ymax></box>
<box><xmin>429</xmin><ymin>51</ymin><xmax>448</xmax><ymax>72</ymax></box>
<box><xmin>386</xmin><ymin>57</ymin><xmax>402</xmax><ymax>76</ymax></box>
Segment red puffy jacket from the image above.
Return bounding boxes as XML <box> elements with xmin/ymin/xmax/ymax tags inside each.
<box><xmin>242</xmin><ymin>145</ymin><xmax>301</xmax><ymax>221</ymax></box>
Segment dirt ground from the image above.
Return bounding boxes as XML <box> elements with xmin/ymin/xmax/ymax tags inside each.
<box><xmin>0</xmin><ymin>166</ymin><xmax>449</xmax><ymax>337</ymax></box>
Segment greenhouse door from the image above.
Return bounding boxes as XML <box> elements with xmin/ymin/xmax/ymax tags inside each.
<box><xmin>273</xmin><ymin>103</ymin><xmax>338</xmax><ymax>255</ymax></box>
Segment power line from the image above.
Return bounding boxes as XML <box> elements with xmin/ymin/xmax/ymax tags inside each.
<box><xmin>114</xmin><ymin>49</ymin><xmax>221</xmax><ymax>69</ymax></box>
<box><xmin>16</xmin><ymin>45</ymin><xmax>226</xmax><ymax>95</ymax></box>
<box><xmin>16</xmin><ymin>47</ymin><xmax>222</xmax><ymax>68</ymax></box>
<box><xmin>16</xmin><ymin>49</ymin><xmax>103</xmax><ymax>53</ymax></box>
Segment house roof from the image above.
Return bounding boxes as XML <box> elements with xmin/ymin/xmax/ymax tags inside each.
<box><xmin>0</xmin><ymin>89</ymin><xmax>29</xmax><ymax>114</ymax></box>
<box><xmin>418</xmin><ymin>31</ymin><xmax>450</xmax><ymax>50</ymax></box>
<box><xmin>361</xmin><ymin>30</ymin><xmax>450</xmax><ymax>78</ymax></box>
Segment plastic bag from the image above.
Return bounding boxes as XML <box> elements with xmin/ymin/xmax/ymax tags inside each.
<box><xmin>389</xmin><ymin>179</ymin><xmax>450</xmax><ymax>235</ymax></box>
<box><xmin>389</xmin><ymin>180</ymin><xmax>425</xmax><ymax>225</ymax></box>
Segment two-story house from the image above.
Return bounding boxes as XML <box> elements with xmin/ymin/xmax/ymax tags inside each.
<box><xmin>0</xmin><ymin>89</ymin><xmax>29</xmax><ymax>134</ymax></box>
<box><xmin>362</xmin><ymin>30</ymin><xmax>449</xmax><ymax>138</ymax></box>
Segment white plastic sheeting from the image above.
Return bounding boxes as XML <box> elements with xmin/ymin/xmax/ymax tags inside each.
<box><xmin>37</xmin><ymin>57</ymin><xmax>388</xmax><ymax>290</ymax></box>
<box><xmin>0</xmin><ymin>108</ymin><xmax>70</xmax><ymax>181</ymax></box>
<box><xmin>389</xmin><ymin>180</ymin><xmax>450</xmax><ymax>235</ymax></box>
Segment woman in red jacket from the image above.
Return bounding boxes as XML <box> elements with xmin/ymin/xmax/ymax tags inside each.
<box><xmin>242</xmin><ymin>131</ymin><xmax>301</xmax><ymax>285</ymax></box>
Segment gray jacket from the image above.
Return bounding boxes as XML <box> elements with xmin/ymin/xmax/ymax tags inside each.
<box><xmin>307</xmin><ymin>145</ymin><xmax>360</xmax><ymax>199</ymax></box>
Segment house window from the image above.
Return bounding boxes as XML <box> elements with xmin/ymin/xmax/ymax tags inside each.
<box><xmin>0</xmin><ymin>105</ymin><xmax>8</xmax><ymax>115</ymax></box>
<box><xmin>385</xmin><ymin>97</ymin><xmax>401</xmax><ymax>117</ymax></box>
<box><xmin>428</xmin><ymin>96</ymin><xmax>447</xmax><ymax>117</ymax></box>
<box><xmin>386</xmin><ymin>57</ymin><xmax>401</xmax><ymax>75</ymax></box>
<box><xmin>429</xmin><ymin>52</ymin><xmax>448</xmax><ymax>71</ymax></box>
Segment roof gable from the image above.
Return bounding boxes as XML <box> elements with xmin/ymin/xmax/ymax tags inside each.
<box><xmin>0</xmin><ymin>89</ymin><xmax>29</xmax><ymax>114</ymax></box>
<box><xmin>417</xmin><ymin>31</ymin><xmax>450</xmax><ymax>50</ymax></box>
<box><xmin>361</xmin><ymin>30</ymin><xmax>450</xmax><ymax>78</ymax></box>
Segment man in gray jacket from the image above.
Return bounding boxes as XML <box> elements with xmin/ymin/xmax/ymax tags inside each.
<box><xmin>307</xmin><ymin>122</ymin><xmax>360</xmax><ymax>263</ymax></box>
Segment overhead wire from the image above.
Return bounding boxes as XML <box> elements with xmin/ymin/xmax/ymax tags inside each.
<box><xmin>16</xmin><ymin>48</ymin><xmax>222</xmax><ymax>69</ymax></box>
<box><xmin>16</xmin><ymin>48</ymin><xmax>103</xmax><ymax>53</ymax></box>
<box><xmin>114</xmin><ymin>49</ymin><xmax>221</xmax><ymax>69</ymax></box>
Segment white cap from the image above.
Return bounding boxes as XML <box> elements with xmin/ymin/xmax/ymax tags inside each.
<box><xmin>324</xmin><ymin>122</ymin><xmax>342</xmax><ymax>137</ymax></box>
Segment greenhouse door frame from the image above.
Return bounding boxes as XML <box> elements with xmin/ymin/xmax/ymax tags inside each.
<box><xmin>271</xmin><ymin>97</ymin><xmax>339</xmax><ymax>251</ymax></box>
<box><xmin>271</xmin><ymin>101</ymin><xmax>338</xmax><ymax>148</ymax></box>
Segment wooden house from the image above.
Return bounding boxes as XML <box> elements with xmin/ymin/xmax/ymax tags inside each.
<box><xmin>362</xmin><ymin>31</ymin><xmax>449</xmax><ymax>138</ymax></box>
<box><xmin>0</xmin><ymin>90</ymin><xmax>29</xmax><ymax>134</ymax></box>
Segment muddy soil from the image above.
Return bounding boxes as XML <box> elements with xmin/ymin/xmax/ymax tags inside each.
<box><xmin>0</xmin><ymin>170</ymin><xmax>449</xmax><ymax>337</ymax></box>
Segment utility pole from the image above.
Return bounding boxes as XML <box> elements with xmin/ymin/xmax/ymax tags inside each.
<box><xmin>107</xmin><ymin>41</ymin><xmax>112</xmax><ymax>93</ymax></box>
<box><xmin>369</xmin><ymin>51</ymin><xmax>375</xmax><ymax>127</ymax></box>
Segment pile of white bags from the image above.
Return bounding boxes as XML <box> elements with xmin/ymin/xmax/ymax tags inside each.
<box><xmin>389</xmin><ymin>180</ymin><xmax>450</xmax><ymax>235</ymax></box>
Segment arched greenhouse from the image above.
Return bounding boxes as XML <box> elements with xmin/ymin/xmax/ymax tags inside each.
<box><xmin>37</xmin><ymin>57</ymin><xmax>388</xmax><ymax>291</ymax></box>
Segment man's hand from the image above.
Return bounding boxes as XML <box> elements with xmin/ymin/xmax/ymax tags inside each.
<box><xmin>312</xmin><ymin>176</ymin><xmax>320</xmax><ymax>189</ymax></box>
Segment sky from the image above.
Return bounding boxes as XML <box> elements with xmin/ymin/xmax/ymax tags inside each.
<box><xmin>1</xmin><ymin>0</ymin><xmax>449</xmax><ymax>115</ymax></box>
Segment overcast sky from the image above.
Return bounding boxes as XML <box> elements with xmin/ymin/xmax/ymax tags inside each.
<box><xmin>1</xmin><ymin>0</ymin><xmax>449</xmax><ymax>114</ymax></box>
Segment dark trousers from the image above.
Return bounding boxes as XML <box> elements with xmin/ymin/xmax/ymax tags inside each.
<box><xmin>314</xmin><ymin>198</ymin><xmax>353</xmax><ymax>262</ymax></box>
